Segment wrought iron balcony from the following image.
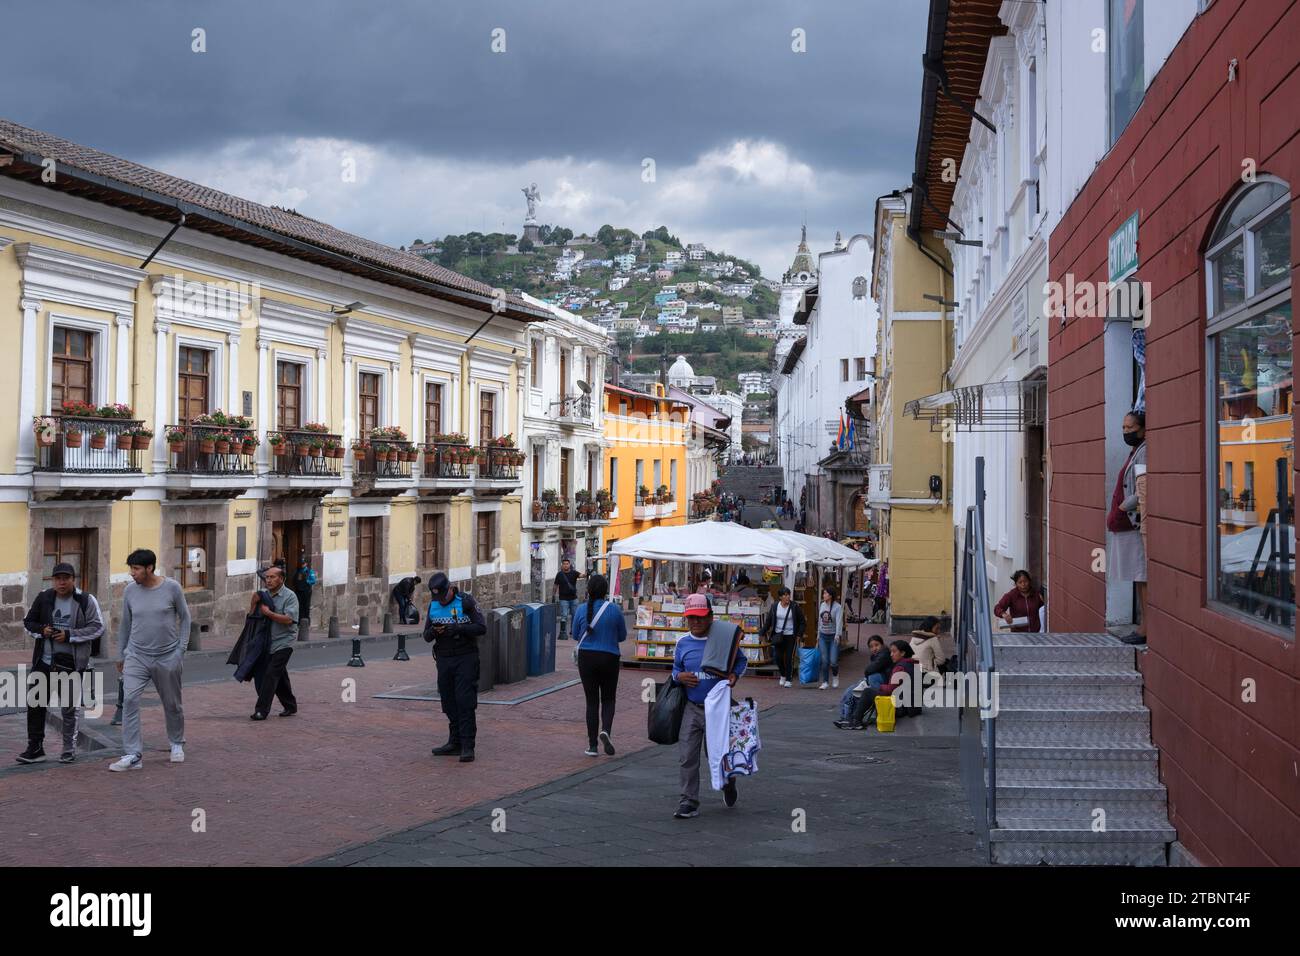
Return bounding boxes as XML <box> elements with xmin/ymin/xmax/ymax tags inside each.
<box><xmin>423</xmin><ymin>442</ymin><xmax>475</xmax><ymax>480</ymax></box>
<box><xmin>267</xmin><ymin>429</ymin><xmax>344</xmax><ymax>478</ymax></box>
<box><xmin>34</xmin><ymin>415</ymin><xmax>145</xmax><ymax>474</ymax></box>
<box><xmin>353</xmin><ymin>440</ymin><xmax>415</xmax><ymax>480</ymax></box>
<box><xmin>554</xmin><ymin>394</ymin><xmax>593</xmax><ymax>426</ymax></box>
<box><xmin>479</xmin><ymin>444</ymin><xmax>524</xmax><ymax>481</ymax></box>
<box><xmin>166</xmin><ymin>424</ymin><xmax>255</xmax><ymax>475</ymax></box>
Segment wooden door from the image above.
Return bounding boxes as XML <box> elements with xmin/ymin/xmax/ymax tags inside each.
<box><xmin>50</xmin><ymin>328</ymin><xmax>94</xmax><ymax>411</ymax></box>
<box><xmin>358</xmin><ymin>372</ymin><xmax>380</xmax><ymax>437</ymax></box>
<box><xmin>177</xmin><ymin>347</ymin><xmax>211</xmax><ymax>425</ymax></box>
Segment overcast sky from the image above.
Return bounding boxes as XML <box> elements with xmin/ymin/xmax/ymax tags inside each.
<box><xmin>3</xmin><ymin>0</ymin><xmax>928</xmax><ymax>277</ymax></box>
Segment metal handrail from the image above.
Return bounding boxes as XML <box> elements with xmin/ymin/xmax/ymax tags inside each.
<box><xmin>957</xmin><ymin>498</ymin><xmax>998</xmax><ymax>833</ymax></box>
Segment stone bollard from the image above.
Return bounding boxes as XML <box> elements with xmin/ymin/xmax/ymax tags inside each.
<box><xmin>187</xmin><ymin>621</ymin><xmax>202</xmax><ymax>652</ymax></box>
<box><xmin>358</xmin><ymin>615</ymin><xmax>370</xmax><ymax>637</ymax></box>
<box><xmin>297</xmin><ymin>617</ymin><xmax>310</xmax><ymax>642</ymax></box>
<box><xmin>393</xmin><ymin>632</ymin><xmax>410</xmax><ymax>662</ymax></box>
<box><xmin>327</xmin><ymin>615</ymin><xmax>339</xmax><ymax>640</ymax></box>
<box><xmin>382</xmin><ymin>611</ymin><xmax>393</xmax><ymax>634</ymax></box>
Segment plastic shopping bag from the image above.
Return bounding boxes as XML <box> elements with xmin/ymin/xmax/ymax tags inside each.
<box><xmin>798</xmin><ymin>645</ymin><xmax>822</xmax><ymax>684</ymax></box>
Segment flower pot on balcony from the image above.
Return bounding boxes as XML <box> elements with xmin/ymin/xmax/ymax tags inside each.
<box><xmin>242</xmin><ymin>440</ymin><xmax>256</xmax><ymax>455</ymax></box>
<box><xmin>273</xmin><ymin>442</ymin><xmax>289</xmax><ymax>457</ymax></box>
<box><xmin>65</xmin><ymin>432</ymin><xmax>83</xmax><ymax>448</ymax></box>
<box><xmin>403</xmin><ymin>449</ymin><xmax>416</xmax><ymax>463</ymax></box>
<box><xmin>532</xmin><ymin>501</ymin><xmax>543</xmax><ymax>520</ymax></box>
<box><xmin>134</xmin><ymin>435</ymin><xmax>152</xmax><ymax>450</ymax></box>
<box><xmin>116</xmin><ymin>433</ymin><xmax>134</xmax><ymax>451</ymax></box>
<box><xmin>169</xmin><ymin>440</ymin><xmax>185</xmax><ymax>454</ymax></box>
<box><xmin>309</xmin><ymin>446</ymin><xmax>323</xmax><ymax>458</ymax></box>
<box><xmin>90</xmin><ymin>435</ymin><xmax>107</xmax><ymax>450</ymax></box>
<box><xmin>214</xmin><ymin>440</ymin><xmax>230</xmax><ymax>455</ymax></box>
<box><xmin>296</xmin><ymin>443</ymin><xmax>310</xmax><ymax>457</ymax></box>
<box><xmin>198</xmin><ymin>438</ymin><xmax>215</xmax><ymax>455</ymax></box>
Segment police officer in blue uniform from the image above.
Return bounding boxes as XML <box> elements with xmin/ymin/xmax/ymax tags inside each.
<box><xmin>423</xmin><ymin>572</ymin><xmax>487</xmax><ymax>763</ymax></box>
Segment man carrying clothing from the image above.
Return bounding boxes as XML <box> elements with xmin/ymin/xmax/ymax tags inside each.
<box><xmin>423</xmin><ymin>572</ymin><xmax>487</xmax><ymax>763</ymax></box>
<box><xmin>249</xmin><ymin>565</ymin><xmax>299</xmax><ymax>720</ymax></box>
<box><xmin>553</xmin><ymin>558</ymin><xmax>580</xmax><ymax>637</ymax></box>
<box><xmin>16</xmin><ymin>563</ymin><xmax>104</xmax><ymax>764</ymax></box>
<box><xmin>671</xmin><ymin>593</ymin><xmax>747</xmax><ymax>819</ymax></box>
<box><xmin>109</xmin><ymin>549</ymin><xmax>190</xmax><ymax>772</ymax></box>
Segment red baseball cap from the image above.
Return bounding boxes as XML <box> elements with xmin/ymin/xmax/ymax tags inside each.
<box><xmin>683</xmin><ymin>593</ymin><xmax>712</xmax><ymax>617</ymax></box>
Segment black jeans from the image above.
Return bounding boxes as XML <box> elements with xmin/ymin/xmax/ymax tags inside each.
<box><xmin>254</xmin><ymin>647</ymin><xmax>297</xmax><ymax>715</ymax></box>
<box><xmin>436</xmin><ymin>650</ymin><xmax>479</xmax><ymax>747</ymax></box>
<box><xmin>292</xmin><ymin>587</ymin><xmax>312</xmax><ymax>624</ymax></box>
<box><xmin>577</xmin><ymin>650</ymin><xmax>620</xmax><ymax>745</ymax></box>
<box><xmin>771</xmin><ymin>635</ymin><xmax>795</xmax><ymax>681</ymax></box>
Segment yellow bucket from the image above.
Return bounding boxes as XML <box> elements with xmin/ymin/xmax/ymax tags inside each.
<box><xmin>875</xmin><ymin>695</ymin><xmax>896</xmax><ymax>733</ymax></box>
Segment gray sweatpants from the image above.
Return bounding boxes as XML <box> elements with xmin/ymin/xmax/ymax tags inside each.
<box><xmin>121</xmin><ymin>650</ymin><xmax>185</xmax><ymax>757</ymax></box>
<box><xmin>678</xmin><ymin>701</ymin><xmax>708</xmax><ymax>805</ymax></box>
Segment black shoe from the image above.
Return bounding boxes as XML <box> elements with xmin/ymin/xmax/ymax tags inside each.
<box><xmin>833</xmin><ymin>719</ymin><xmax>852</xmax><ymax>729</ymax></box>
<box><xmin>250</xmin><ymin>712</ymin><xmax>267</xmax><ymax>721</ymax></box>
<box><xmin>599</xmin><ymin>730</ymin><xmax>615</xmax><ymax>755</ymax></box>
<box><xmin>278</xmin><ymin>708</ymin><xmax>298</xmax><ymax>717</ymax></box>
<box><xmin>59</xmin><ymin>750</ymin><xmax>76</xmax><ymax>764</ymax></box>
<box><xmin>458</xmin><ymin>748</ymin><xmax>476</xmax><ymax>763</ymax></box>
<box><xmin>431</xmin><ymin>741</ymin><xmax>463</xmax><ymax>756</ymax></box>
<box><xmin>1119</xmin><ymin>632</ymin><xmax>1147</xmax><ymax>645</ymax></box>
<box><xmin>673</xmin><ymin>801</ymin><xmax>700</xmax><ymax>819</ymax></box>
<box><xmin>16</xmin><ymin>745</ymin><xmax>46</xmax><ymax>764</ymax></box>
<box><xmin>723</xmin><ymin>778</ymin><xmax>738</xmax><ymax>808</ymax></box>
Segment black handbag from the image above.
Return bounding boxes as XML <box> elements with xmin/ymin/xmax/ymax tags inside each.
<box><xmin>647</xmin><ymin>677</ymin><xmax>687</xmax><ymax>745</ymax></box>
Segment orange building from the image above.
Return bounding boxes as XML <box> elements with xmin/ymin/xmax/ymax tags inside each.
<box><xmin>602</xmin><ymin>382</ymin><xmax>689</xmax><ymax>589</ymax></box>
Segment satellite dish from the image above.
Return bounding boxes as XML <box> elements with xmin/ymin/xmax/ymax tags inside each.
<box><xmin>577</xmin><ymin>379</ymin><xmax>592</xmax><ymax>394</ymax></box>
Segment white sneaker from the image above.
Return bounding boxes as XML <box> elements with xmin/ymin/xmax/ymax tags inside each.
<box><xmin>782</xmin><ymin>679</ymin><xmax>791</xmax><ymax>687</ymax></box>
<box><xmin>170</xmin><ymin>744</ymin><xmax>185</xmax><ymax>763</ymax></box>
<box><xmin>832</xmin><ymin>676</ymin><xmax>839</xmax><ymax>689</ymax></box>
<box><xmin>819</xmin><ymin>682</ymin><xmax>829</xmax><ymax>690</ymax></box>
<box><xmin>109</xmin><ymin>754</ymin><xmax>142</xmax><ymax>772</ymax></box>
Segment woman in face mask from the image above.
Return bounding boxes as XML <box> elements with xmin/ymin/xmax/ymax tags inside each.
<box><xmin>1107</xmin><ymin>410</ymin><xmax>1148</xmax><ymax>644</ymax></box>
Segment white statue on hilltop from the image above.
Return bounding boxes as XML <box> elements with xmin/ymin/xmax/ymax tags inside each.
<box><xmin>522</xmin><ymin>183</ymin><xmax>540</xmax><ymax>223</ymax></box>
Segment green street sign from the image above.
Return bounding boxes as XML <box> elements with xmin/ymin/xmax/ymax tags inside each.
<box><xmin>1108</xmin><ymin>211</ymin><xmax>1140</xmax><ymax>283</ymax></box>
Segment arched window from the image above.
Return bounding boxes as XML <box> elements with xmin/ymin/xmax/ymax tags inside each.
<box><xmin>1206</xmin><ymin>176</ymin><xmax>1293</xmax><ymax>633</ymax></box>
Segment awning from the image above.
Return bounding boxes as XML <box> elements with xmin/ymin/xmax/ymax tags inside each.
<box><xmin>903</xmin><ymin>375</ymin><xmax>1045</xmax><ymax>432</ymax></box>
<box><xmin>793</xmin><ymin>285</ymin><xmax>819</xmax><ymax>324</ymax></box>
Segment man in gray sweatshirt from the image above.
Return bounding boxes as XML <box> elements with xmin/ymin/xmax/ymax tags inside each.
<box><xmin>109</xmin><ymin>548</ymin><xmax>191</xmax><ymax>771</ymax></box>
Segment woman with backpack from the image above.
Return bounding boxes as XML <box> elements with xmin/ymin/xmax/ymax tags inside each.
<box><xmin>571</xmin><ymin>574</ymin><xmax>628</xmax><ymax>756</ymax></box>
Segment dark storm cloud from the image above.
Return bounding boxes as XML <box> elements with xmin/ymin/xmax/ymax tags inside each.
<box><xmin>3</xmin><ymin>0</ymin><xmax>927</xmax><ymax>175</ymax></box>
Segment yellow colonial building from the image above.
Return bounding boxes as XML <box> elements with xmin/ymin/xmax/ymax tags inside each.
<box><xmin>0</xmin><ymin>118</ymin><xmax>551</xmax><ymax>645</ymax></box>
<box><xmin>866</xmin><ymin>192</ymin><xmax>954</xmax><ymax>631</ymax></box>
<box><xmin>601</xmin><ymin>382</ymin><xmax>688</xmax><ymax>593</ymax></box>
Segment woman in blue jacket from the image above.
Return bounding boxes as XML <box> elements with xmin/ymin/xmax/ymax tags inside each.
<box><xmin>571</xmin><ymin>574</ymin><xmax>628</xmax><ymax>756</ymax></box>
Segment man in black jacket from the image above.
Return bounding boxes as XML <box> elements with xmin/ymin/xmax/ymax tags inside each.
<box><xmin>422</xmin><ymin>572</ymin><xmax>487</xmax><ymax>763</ymax></box>
<box><xmin>18</xmin><ymin>563</ymin><xmax>104</xmax><ymax>764</ymax></box>
<box><xmin>391</xmin><ymin>575</ymin><xmax>422</xmax><ymax>625</ymax></box>
<box><xmin>760</xmin><ymin>587</ymin><xmax>804</xmax><ymax>688</ymax></box>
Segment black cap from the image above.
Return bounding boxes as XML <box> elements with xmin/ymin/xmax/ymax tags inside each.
<box><xmin>428</xmin><ymin>572</ymin><xmax>450</xmax><ymax>598</ymax></box>
<box><xmin>51</xmin><ymin>562</ymin><xmax>76</xmax><ymax>578</ymax></box>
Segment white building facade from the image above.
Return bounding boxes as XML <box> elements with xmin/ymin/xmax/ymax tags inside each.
<box><xmin>774</xmin><ymin>233</ymin><xmax>876</xmax><ymax>512</ymax></box>
<box><xmin>519</xmin><ymin>295</ymin><xmax>611</xmax><ymax>596</ymax></box>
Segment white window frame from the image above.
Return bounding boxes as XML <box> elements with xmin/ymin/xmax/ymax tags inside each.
<box><xmin>421</xmin><ymin>373</ymin><xmax>452</xmax><ymax>439</ymax></box>
<box><xmin>172</xmin><ymin>334</ymin><xmax>226</xmax><ymax>425</ymax></box>
<box><xmin>355</xmin><ymin>362</ymin><xmax>391</xmax><ymax>434</ymax></box>
<box><xmin>45</xmin><ymin>312</ymin><xmax>111</xmax><ymax>414</ymax></box>
<box><xmin>475</xmin><ymin>383</ymin><xmax>504</xmax><ymax>445</ymax></box>
<box><xmin>1204</xmin><ymin>177</ymin><xmax>1293</xmax><ymax>636</ymax></box>
<box><xmin>272</xmin><ymin>352</ymin><xmax>313</xmax><ymax>430</ymax></box>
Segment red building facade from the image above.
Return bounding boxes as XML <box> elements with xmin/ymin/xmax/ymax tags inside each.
<box><xmin>1047</xmin><ymin>0</ymin><xmax>1299</xmax><ymax>865</ymax></box>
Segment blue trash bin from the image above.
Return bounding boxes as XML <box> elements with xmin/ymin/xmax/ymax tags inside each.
<box><xmin>516</xmin><ymin>602</ymin><xmax>557</xmax><ymax>676</ymax></box>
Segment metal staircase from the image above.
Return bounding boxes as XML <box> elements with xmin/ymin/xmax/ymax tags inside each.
<box><xmin>986</xmin><ymin>631</ymin><xmax>1176</xmax><ymax>865</ymax></box>
<box><xmin>956</xmin><ymin>459</ymin><xmax>1176</xmax><ymax>865</ymax></box>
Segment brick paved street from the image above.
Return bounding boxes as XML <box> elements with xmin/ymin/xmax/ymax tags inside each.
<box><xmin>2</xmin><ymin>636</ymin><xmax>978</xmax><ymax>866</ymax></box>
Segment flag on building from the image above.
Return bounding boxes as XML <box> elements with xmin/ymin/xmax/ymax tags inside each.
<box><xmin>836</xmin><ymin>413</ymin><xmax>846</xmax><ymax>450</ymax></box>
<box><xmin>846</xmin><ymin>416</ymin><xmax>857</xmax><ymax>450</ymax></box>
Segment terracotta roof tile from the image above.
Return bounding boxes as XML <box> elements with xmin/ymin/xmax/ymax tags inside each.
<box><xmin>0</xmin><ymin>117</ymin><xmax>548</xmax><ymax>321</ymax></box>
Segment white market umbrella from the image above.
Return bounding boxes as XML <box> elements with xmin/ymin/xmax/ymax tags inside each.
<box><xmin>607</xmin><ymin>522</ymin><xmax>800</xmax><ymax>567</ymax></box>
<box><xmin>1219</xmin><ymin>524</ymin><xmax>1296</xmax><ymax>574</ymax></box>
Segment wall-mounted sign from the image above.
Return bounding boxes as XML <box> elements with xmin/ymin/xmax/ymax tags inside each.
<box><xmin>328</xmin><ymin>521</ymin><xmax>345</xmax><ymax>529</ymax></box>
<box><xmin>1011</xmin><ymin>285</ymin><xmax>1029</xmax><ymax>359</ymax></box>
<box><xmin>1108</xmin><ymin>211</ymin><xmax>1140</xmax><ymax>283</ymax></box>
<box><xmin>329</xmin><ymin>506</ymin><xmax>343</xmax><ymax>514</ymax></box>
<box><xmin>234</xmin><ymin>509</ymin><xmax>252</xmax><ymax>519</ymax></box>
<box><xmin>242</xmin><ymin>391</ymin><xmax>254</xmax><ymax>418</ymax></box>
